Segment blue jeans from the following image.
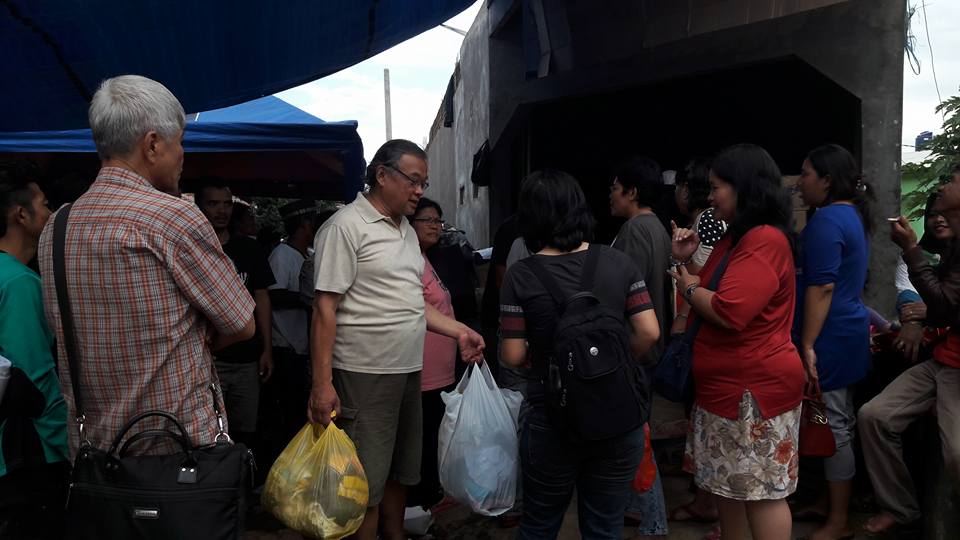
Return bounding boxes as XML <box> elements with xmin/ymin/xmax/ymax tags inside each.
<box><xmin>624</xmin><ymin>453</ymin><xmax>668</xmax><ymax>536</ymax></box>
<box><xmin>517</xmin><ymin>406</ymin><xmax>644</xmax><ymax>540</ymax></box>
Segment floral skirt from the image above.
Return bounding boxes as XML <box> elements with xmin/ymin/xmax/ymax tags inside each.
<box><xmin>683</xmin><ymin>391</ymin><xmax>801</xmax><ymax>501</ymax></box>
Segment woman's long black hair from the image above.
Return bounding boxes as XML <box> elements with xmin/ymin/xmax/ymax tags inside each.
<box><xmin>806</xmin><ymin>144</ymin><xmax>874</xmax><ymax>235</ymax></box>
<box><xmin>711</xmin><ymin>144</ymin><xmax>795</xmax><ymax>251</ymax></box>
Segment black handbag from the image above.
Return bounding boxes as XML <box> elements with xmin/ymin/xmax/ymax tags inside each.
<box><xmin>654</xmin><ymin>251</ymin><xmax>730</xmax><ymax>402</ymax></box>
<box><xmin>52</xmin><ymin>204</ymin><xmax>255</xmax><ymax>540</ymax></box>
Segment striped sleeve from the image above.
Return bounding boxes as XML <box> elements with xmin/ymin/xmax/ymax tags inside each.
<box><xmin>500</xmin><ymin>303</ymin><xmax>526</xmax><ymax>338</ymax></box>
<box><xmin>499</xmin><ymin>266</ymin><xmax>526</xmax><ymax>339</ymax></box>
<box><xmin>626</xmin><ymin>279</ymin><xmax>653</xmax><ymax>315</ymax></box>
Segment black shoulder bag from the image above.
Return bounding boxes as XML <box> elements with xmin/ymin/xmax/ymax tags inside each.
<box><xmin>53</xmin><ymin>204</ymin><xmax>254</xmax><ymax>540</ymax></box>
<box><xmin>653</xmin><ymin>251</ymin><xmax>731</xmax><ymax>403</ymax></box>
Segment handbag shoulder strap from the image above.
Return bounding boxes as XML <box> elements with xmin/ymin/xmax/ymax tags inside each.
<box><xmin>52</xmin><ymin>204</ymin><xmax>88</xmax><ymax>443</ymax></box>
<box><xmin>705</xmin><ymin>249</ymin><xmax>732</xmax><ymax>290</ymax></box>
<box><xmin>681</xmin><ymin>249</ymin><xmax>732</xmax><ymax>340</ymax></box>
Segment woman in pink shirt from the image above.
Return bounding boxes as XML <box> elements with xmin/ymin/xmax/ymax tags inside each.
<box><xmin>407</xmin><ymin>197</ymin><xmax>458</xmax><ymax>510</ymax></box>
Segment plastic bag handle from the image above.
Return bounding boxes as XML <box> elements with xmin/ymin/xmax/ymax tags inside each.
<box><xmin>469</xmin><ymin>361</ymin><xmax>518</xmax><ymax>430</ymax></box>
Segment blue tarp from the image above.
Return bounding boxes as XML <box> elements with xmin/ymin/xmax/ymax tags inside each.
<box><xmin>192</xmin><ymin>95</ymin><xmax>321</xmax><ymax>124</ymax></box>
<box><xmin>0</xmin><ymin>0</ymin><xmax>475</xmax><ymax>132</ymax></box>
<box><xmin>0</xmin><ymin>96</ymin><xmax>366</xmax><ymax>200</ymax></box>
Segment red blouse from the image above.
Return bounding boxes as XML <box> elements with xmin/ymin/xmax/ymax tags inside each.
<box><xmin>691</xmin><ymin>226</ymin><xmax>805</xmax><ymax>420</ymax></box>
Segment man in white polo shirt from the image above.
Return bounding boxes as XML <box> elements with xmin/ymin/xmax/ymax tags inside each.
<box><xmin>309</xmin><ymin>139</ymin><xmax>484</xmax><ymax>540</ymax></box>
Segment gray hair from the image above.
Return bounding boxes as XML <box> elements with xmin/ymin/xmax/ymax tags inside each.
<box><xmin>365</xmin><ymin>139</ymin><xmax>427</xmax><ymax>189</ymax></box>
<box><xmin>88</xmin><ymin>75</ymin><xmax>186</xmax><ymax>160</ymax></box>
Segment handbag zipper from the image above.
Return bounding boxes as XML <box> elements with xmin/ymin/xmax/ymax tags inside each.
<box><xmin>69</xmin><ymin>482</ymin><xmax>238</xmax><ymax>501</ymax></box>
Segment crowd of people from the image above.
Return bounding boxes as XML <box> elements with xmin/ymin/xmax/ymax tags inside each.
<box><xmin>0</xmin><ymin>73</ymin><xmax>958</xmax><ymax>540</ymax></box>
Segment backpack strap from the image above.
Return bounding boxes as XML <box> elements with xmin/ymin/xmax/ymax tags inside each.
<box><xmin>524</xmin><ymin>244</ymin><xmax>599</xmax><ymax>308</ymax></box>
<box><xmin>524</xmin><ymin>254</ymin><xmax>566</xmax><ymax>308</ymax></box>
<box><xmin>578</xmin><ymin>244</ymin><xmax>601</xmax><ymax>292</ymax></box>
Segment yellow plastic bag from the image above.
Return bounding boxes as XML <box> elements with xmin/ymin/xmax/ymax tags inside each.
<box><xmin>262</xmin><ymin>422</ymin><xmax>368</xmax><ymax>539</ymax></box>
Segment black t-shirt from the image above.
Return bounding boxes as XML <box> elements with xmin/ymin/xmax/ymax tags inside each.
<box><xmin>611</xmin><ymin>214</ymin><xmax>673</xmax><ymax>356</ymax></box>
<box><xmin>499</xmin><ymin>245</ymin><xmax>653</xmax><ymax>399</ymax></box>
<box><xmin>481</xmin><ymin>215</ymin><xmax>520</xmax><ymax>329</ymax></box>
<box><xmin>215</xmin><ymin>235</ymin><xmax>276</xmax><ymax>363</ymax></box>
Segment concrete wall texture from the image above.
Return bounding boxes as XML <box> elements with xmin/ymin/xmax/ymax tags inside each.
<box><xmin>425</xmin><ymin>8</ymin><xmax>491</xmax><ymax>249</ymax></box>
<box><xmin>428</xmin><ymin>0</ymin><xmax>906</xmax><ymax>313</ymax></box>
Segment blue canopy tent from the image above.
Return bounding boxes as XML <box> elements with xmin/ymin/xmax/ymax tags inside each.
<box><xmin>0</xmin><ymin>95</ymin><xmax>366</xmax><ymax>200</ymax></box>
<box><xmin>0</xmin><ymin>0</ymin><xmax>475</xmax><ymax>132</ymax></box>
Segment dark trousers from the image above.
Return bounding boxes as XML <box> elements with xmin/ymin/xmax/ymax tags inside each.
<box><xmin>0</xmin><ymin>461</ymin><xmax>69</xmax><ymax>540</ymax></box>
<box><xmin>271</xmin><ymin>347</ymin><xmax>310</xmax><ymax>438</ymax></box>
<box><xmin>518</xmin><ymin>406</ymin><xmax>644</xmax><ymax>540</ymax></box>
<box><xmin>408</xmin><ymin>385</ymin><xmax>454</xmax><ymax>509</ymax></box>
<box><xmin>256</xmin><ymin>348</ymin><xmax>310</xmax><ymax>480</ymax></box>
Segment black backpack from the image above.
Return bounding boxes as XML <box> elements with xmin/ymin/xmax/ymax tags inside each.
<box><xmin>524</xmin><ymin>245</ymin><xmax>650</xmax><ymax>440</ymax></box>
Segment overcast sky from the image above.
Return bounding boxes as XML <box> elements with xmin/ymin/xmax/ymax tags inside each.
<box><xmin>278</xmin><ymin>1</ymin><xmax>958</xmax><ymax>160</ymax></box>
<box><xmin>902</xmin><ymin>0</ymin><xmax>959</xmax><ymax>148</ymax></box>
<box><xmin>278</xmin><ymin>2</ymin><xmax>483</xmax><ymax>160</ymax></box>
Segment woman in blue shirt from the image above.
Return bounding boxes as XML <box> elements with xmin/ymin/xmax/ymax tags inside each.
<box><xmin>794</xmin><ymin>144</ymin><xmax>871</xmax><ymax>540</ymax></box>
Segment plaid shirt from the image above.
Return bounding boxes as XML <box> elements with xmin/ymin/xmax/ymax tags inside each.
<box><xmin>37</xmin><ymin>167</ymin><xmax>255</xmax><ymax>456</ymax></box>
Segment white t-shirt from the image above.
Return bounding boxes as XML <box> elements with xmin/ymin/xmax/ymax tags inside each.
<box><xmin>269</xmin><ymin>243</ymin><xmax>309</xmax><ymax>354</ymax></box>
<box><xmin>313</xmin><ymin>193</ymin><xmax>426</xmax><ymax>374</ymax></box>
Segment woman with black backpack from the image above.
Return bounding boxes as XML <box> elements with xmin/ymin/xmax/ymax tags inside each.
<box><xmin>670</xmin><ymin>144</ymin><xmax>805</xmax><ymax>540</ymax></box>
<box><xmin>499</xmin><ymin>169</ymin><xmax>661</xmax><ymax>539</ymax></box>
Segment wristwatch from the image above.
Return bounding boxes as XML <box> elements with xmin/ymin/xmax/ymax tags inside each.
<box><xmin>684</xmin><ymin>283</ymin><xmax>700</xmax><ymax>302</ymax></box>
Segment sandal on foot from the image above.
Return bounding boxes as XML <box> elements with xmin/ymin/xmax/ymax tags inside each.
<box><xmin>863</xmin><ymin>513</ymin><xmax>898</xmax><ymax>536</ymax></box>
<box><xmin>668</xmin><ymin>503</ymin><xmax>718</xmax><ymax>523</ymax></box>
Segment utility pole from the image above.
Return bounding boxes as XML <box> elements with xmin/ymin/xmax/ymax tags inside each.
<box><xmin>383</xmin><ymin>68</ymin><xmax>393</xmax><ymax>140</ymax></box>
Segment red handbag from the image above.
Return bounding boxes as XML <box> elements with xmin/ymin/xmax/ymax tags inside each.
<box><xmin>798</xmin><ymin>381</ymin><xmax>836</xmax><ymax>457</ymax></box>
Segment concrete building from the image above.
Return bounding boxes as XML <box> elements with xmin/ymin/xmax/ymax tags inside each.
<box><xmin>427</xmin><ymin>0</ymin><xmax>906</xmax><ymax>313</ymax></box>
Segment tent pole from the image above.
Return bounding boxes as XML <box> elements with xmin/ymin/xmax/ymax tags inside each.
<box><xmin>384</xmin><ymin>68</ymin><xmax>393</xmax><ymax>140</ymax></box>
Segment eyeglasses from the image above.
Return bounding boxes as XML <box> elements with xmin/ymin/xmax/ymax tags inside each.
<box><xmin>385</xmin><ymin>164</ymin><xmax>430</xmax><ymax>191</ymax></box>
<box><xmin>412</xmin><ymin>217</ymin><xmax>445</xmax><ymax>226</ymax></box>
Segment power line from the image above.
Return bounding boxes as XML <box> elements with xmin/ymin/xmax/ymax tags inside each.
<box><xmin>904</xmin><ymin>4</ymin><xmax>921</xmax><ymax>75</ymax></box>
<box><xmin>919</xmin><ymin>1</ymin><xmax>945</xmax><ymax>118</ymax></box>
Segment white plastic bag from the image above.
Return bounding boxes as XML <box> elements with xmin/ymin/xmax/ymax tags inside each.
<box><xmin>437</xmin><ymin>361</ymin><xmax>523</xmax><ymax>516</ymax></box>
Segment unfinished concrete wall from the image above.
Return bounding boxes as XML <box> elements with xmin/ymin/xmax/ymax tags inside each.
<box><xmin>426</xmin><ymin>8</ymin><xmax>491</xmax><ymax>248</ymax></box>
<box><xmin>425</xmin><ymin>108</ymin><xmax>457</xmax><ymax>227</ymax></box>
<box><xmin>452</xmin><ymin>7</ymin><xmax>491</xmax><ymax>248</ymax></box>
<box><xmin>484</xmin><ymin>0</ymin><xmax>904</xmax><ymax>312</ymax></box>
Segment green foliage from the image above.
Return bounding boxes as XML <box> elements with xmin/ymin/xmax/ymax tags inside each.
<box><xmin>251</xmin><ymin>197</ymin><xmax>341</xmax><ymax>236</ymax></box>
<box><xmin>252</xmin><ymin>197</ymin><xmax>290</xmax><ymax>235</ymax></box>
<box><xmin>902</xmin><ymin>90</ymin><xmax>960</xmax><ymax>220</ymax></box>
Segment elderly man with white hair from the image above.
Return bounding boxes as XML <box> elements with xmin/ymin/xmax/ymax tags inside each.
<box><xmin>36</xmin><ymin>75</ymin><xmax>256</xmax><ymax>456</ymax></box>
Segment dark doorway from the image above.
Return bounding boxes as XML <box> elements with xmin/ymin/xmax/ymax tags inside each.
<box><xmin>524</xmin><ymin>57</ymin><xmax>861</xmax><ymax>242</ymax></box>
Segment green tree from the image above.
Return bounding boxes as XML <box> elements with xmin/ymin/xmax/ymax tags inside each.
<box><xmin>252</xmin><ymin>197</ymin><xmax>290</xmax><ymax>235</ymax></box>
<box><xmin>902</xmin><ymin>90</ymin><xmax>960</xmax><ymax>220</ymax></box>
<box><xmin>251</xmin><ymin>197</ymin><xmax>342</xmax><ymax>236</ymax></box>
